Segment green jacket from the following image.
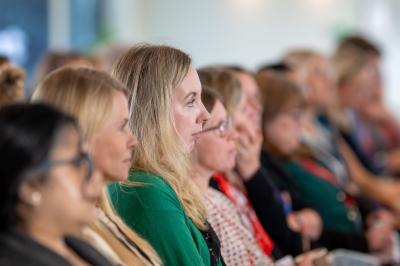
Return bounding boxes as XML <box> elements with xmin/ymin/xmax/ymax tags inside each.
<box><xmin>107</xmin><ymin>170</ymin><xmax>216</xmax><ymax>266</ymax></box>
<box><xmin>282</xmin><ymin>160</ymin><xmax>362</xmax><ymax>235</ymax></box>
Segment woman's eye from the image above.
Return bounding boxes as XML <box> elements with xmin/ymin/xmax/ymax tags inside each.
<box><xmin>186</xmin><ymin>98</ymin><xmax>195</xmax><ymax>107</ymax></box>
<box><xmin>120</xmin><ymin>122</ymin><xmax>128</xmax><ymax>132</ymax></box>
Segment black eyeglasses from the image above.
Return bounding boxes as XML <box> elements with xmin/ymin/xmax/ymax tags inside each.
<box><xmin>196</xmin><ymin>117</ymin><xmax>232</xmax><ymax>137</ymax></box>
<box><xmin>29</xmin><ymin>151</ymin><xmax>93</xmax><ymax>182</ymax></box>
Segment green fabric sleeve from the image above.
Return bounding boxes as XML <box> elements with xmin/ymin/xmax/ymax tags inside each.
<box><xmin>282</xmin><ymin>161</ymin><xmax>361</xmax><ymax>234</ymax></box>
<box><xmin>108</xmin><ymin>172</ymin><xmax>211</xmax><ymax>266</ymax></box>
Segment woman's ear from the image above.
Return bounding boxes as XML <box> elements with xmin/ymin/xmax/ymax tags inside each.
<box><xmin>18</xmin><ymin>181</ymin><xmax>43</xmax><ymax>207</ymax></box>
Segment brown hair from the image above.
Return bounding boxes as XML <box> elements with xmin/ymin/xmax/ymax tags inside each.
<box><xmin>256</xmin><ymin>73</ymin><xmax>305</xmax><ymax>125</ymax></box>
<box><xmin>197</xmin><ymin>67</ymin><xmax>242</xmax><ymax>116</ymax></box>
<box><xmin>257</xmin><ymin>73</ymin><xmax>307</xmax><ymax>158</ymax></box>
<box><xmin>337</xmin><ymin>35</ymin><xmax>381</xmax><ymax>57</ymax></box>
<box><xmin>0</xmin><ymin>63</ymin><xmax>25</xmax><ymax>106</ymax></box>
<box><xmin>222</xmin><ymin>65</ymin><xmax>251</xmax><ymax>74</ymax></box>
<box><xmin>201</xmin><ymin>86</ymin><xmax>222</xmax><ymax>113</ymax></box>
<box><xmin>35</xmin><ymin>51</ymin><xmax>92</xmax><ymax>83</ymax></box>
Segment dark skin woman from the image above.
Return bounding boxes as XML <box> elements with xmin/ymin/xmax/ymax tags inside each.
<box><xmin>0</xmin><ymin>103</ymin><xmax>110</xmax><ymax>266</ymax></box>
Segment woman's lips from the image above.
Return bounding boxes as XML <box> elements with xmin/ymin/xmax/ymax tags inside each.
<box><xmin>192</xmin><ymin>134</ymin><xmax>200</xmax><ymax>141</ymax></box>
<box><xmin>192</xmin><ymin>130</ymin><xmax>204</xmax><ymax>140</ymax></box>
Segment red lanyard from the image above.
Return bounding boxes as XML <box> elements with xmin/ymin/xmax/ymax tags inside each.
<box><xmin>297</xmin><ymin>158</ymin><xmax>356</xmax><ymax>208</ymax></box>
<box><xmin>212</xmin><ymin>173</ymin><xmax>275</xmax><ymax>256</ymax></box>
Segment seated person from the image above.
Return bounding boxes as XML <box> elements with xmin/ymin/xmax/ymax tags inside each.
<box><xmin>257</xmin><ymin>73</ymin><xmax>395</xmax><ymax>264</ymax></box>
<box><xmin>0</xmin><ymin>103</ymin><xmax>111</xmax><ymax>265</ymax></box>
<box><xmin>192</xmin><ymin>86</ymin><xmax>274</xmax><ymax>266</ymax></box>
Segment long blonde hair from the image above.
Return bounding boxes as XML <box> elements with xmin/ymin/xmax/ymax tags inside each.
<box><xmin>31</xmin><ymin>67</ymin><xmax>161</xmax><ymax>265</ymax></box>
<box><xmin>32</xmin><ymin>67</ymin><xmax>124</xmax><ymax>141</ymax></box>
<box><xmin>112</xmin><ymin>44</ymin><xmax>207</xmax><ymax>230</ymax></box>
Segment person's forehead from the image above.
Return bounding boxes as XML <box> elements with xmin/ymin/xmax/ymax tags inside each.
<box><xmin>238</xmin><ymin>72</ymin><xmax>255</xmax><ymax>84</ymax></box>
<box><xmin>210</xmin><ymin>101</ymin><xmax>227</xmax><ymax>119</ymax></box>
<box><xmin>178</xmin><ymin>66</ymin><xmax>201</xmax><ymax>93</ymax></box>
<box><xmin>238</xmin><ymin>73</ymin><xmax>258</xmax><ymax>93</ymax></box>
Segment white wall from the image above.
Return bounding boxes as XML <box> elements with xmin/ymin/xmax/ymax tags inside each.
<box><xmin>104</xmin><ymin>0</ymin><xmax>146</xmax><ymax>43</ymax></box>
<box><xmin>137</xmin><ymin>0</ymin><xmax>350</xmax><ymax>67</ymax></box>
<box><xmin>106</xmin><ymin>0</ymin><xmax>400</xmax><ymax>115</ymax></box>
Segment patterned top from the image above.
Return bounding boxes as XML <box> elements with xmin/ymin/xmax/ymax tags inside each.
<box><xmin>212</xmin><ymin>173</ymin><xmax>275</xmax><ymax>256</ymax></box>
<box><xmin>204</xmin><ymin>188</ymin><xmax>274</xmax><ymax>266</ymax></box>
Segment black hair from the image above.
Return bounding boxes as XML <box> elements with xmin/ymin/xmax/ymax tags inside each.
<box><xmin>0</xmin><ymin>103</ymin><xmax>78</xmax><ymax>231</ymax></box>
<box><xmin>337</xmin><ymin>35</ymin><xmax>381</xmax><ymax>57</ymax></box>
<box><xmin>257</xmin><ymin>62</ymin><xmax>293</xmax><ymax>73</ymax></box>
<box><xmin>222</xmin><ymin>65</ymin><xmax>248</xmax><ymax>73</ymax></box>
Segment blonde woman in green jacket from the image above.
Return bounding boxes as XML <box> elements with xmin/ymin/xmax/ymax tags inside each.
<box><xmin>109</xmin><ymin>44</ymin><xmax>224</xmax><ymax>266</ymax></box>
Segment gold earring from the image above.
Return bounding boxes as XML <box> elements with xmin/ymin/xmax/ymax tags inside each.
<box><xmin>31</xmin><ymin>192</ymin><xmax>42</xmax><ymax>206</ymax></box>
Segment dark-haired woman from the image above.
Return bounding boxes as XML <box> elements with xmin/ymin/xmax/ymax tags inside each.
<box><xmin>0</xmin><ymin>103</ymin><xmax>111</xmax><ymax>266</ymax></box>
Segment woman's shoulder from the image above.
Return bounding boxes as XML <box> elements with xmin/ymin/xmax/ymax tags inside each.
<box><xmin>127</xmin><ymin>169</ymin><xmax>171</xmax><ymax>188</ymax></box>
<box><xmin>281</xmin><ymin>160</ymin><xmax>323</xmax><ymax>185</ymax></box>
<box><xmin>280</xmin><ymin>159</ymin><xmax>302</xmax><ymax>173</ymax></box>
<box><xmin>0</xmin><ymin>230</ymin><xmax>70</xmax><ymax>266</ymax></box>
<box><xmin>206</xmin><ymin>188</ymin><xmax>235</xmax><ymax>208</ymax></box>
<box><xmin>64</xmin><ymin>235</ymin><xmax>112</xmax><ymax>266</ymax></box>
<box><xmin>81</xmin><ymin>225</ymin><xmax>124</xmax><ymax>266</ymax></box>
<box><xmin>109</xmin><ymin>170</ymin><xmax>173</xmax><ymax>194</ymax></box>
<box><xmin>107</xmin><ymin>169</ymin><xmax>184</xmax><ymax>213</ymax></box>
<box><xmin>0</xmin><ymin>230</ymin><xmax>111</xmax><ymax>266</ymax></box>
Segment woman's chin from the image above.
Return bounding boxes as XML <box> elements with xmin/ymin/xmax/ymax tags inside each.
<box><xmin>186</xmin><ymin>140</ymin><xmax>196</xmax><ymax>153</ymax></box>
<box><xmin>224</xmin><ymin>161</ymin><xmax>236</xmax><ymax>172</ymax></box>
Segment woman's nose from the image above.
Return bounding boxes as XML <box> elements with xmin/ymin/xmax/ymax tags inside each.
<box><xmin>127</xmin><ymin>131</ymin><xmax>138</xmax><ymax>149</ymax></box>
<box><xmin>197</xmin><ymin>102</ymin><xmax>211</xmax><ymax>124</ymax></box>
<box><xmin>227</xmin><ymin>127</ymin><xmax>238</xmax><ymax>141</ymax></box>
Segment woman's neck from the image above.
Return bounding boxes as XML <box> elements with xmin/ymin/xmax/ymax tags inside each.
<box><xmin>18</xmin><ymin>220</ymin><xmax>70</xmax><ymax>258</ymax></box>
<box><xmin>192</xmin><ymin>163</ymin><xmax>213</xmax><ymax>195</ymax></box>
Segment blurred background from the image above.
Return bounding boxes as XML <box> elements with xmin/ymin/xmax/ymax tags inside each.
<box><xmin>1</xmin><ymin>0</ymin><xmax>400</xmax><ymax>114</ymax></box>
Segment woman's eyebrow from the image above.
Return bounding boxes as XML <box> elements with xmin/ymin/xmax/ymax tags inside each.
<box><xmin>184</xmin><ymin>92</ymin><xmax>197</xmax><ymax>99</ymax></box>
<box><xmin>121</xmin><ymin>118</ymin><xmax>128</xmax><ymax>126</ymax></box>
